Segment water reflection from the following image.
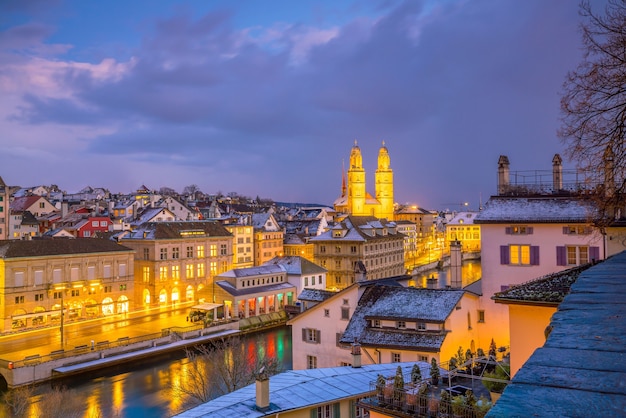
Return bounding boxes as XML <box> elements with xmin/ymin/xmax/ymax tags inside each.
<box><xmin>0</xmin><ymin>327</ymin><xmax>292</xmax><ymax>418</ymax></box>
<box><xmin>410</xmin><ymin>259</ymin><xmax>482</xmax><ymax>289</ymax></box>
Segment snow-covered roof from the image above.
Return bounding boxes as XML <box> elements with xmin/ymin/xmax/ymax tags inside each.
<box><xmin>474</xmin><ymin>196</ymin><xmax>596</xmax><ymax>224</ymax></box>
<box><xmin>215</xmin><ymin>280</ymin><xmax>295</xmax><ymax>297</ymax></box>
<box><xmin>218</xmin><ymin>264</ymin><xmax>286</xmax><ymax>279</ymax></box>
<box><xmin>264</xmin><ymin>256</ymin><xmax>326</xmax><ymax>276</ymax></box>
<box><xmin>340</xmin><ymin>285</ymin><xmax>464</xmax><ymax>351</ymax></box>
<box><xmin>493</xmin><ymin>264</ymin><xmax>591</xmax><ymax>305</ymax></box>
<box><xmin>173</xmin><ymin>362</ymin><xmax>429</xmax><ymax>418</ymax></box>
<box><xmin>297</xmin><ymin>288</ymin><xmax>337</xmax><ymax>302</ymax></box>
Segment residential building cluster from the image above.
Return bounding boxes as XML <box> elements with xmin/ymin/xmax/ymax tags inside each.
<box><xmin>2</xmin><ymin>144</ymin><xmax>625</xmax><ymax>418</ymax></box>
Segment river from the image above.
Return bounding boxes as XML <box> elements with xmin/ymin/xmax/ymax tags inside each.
<box><xmin>0</xmin><ymin>327</ymin><xmax>292</xmax><ymax>418</ymax></box>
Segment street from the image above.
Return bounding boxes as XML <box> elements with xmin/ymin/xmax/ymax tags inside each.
<box><xmin>0</xmin><ymin>303</ymin><xmax>193</xmax><ymax>361</ymax></box>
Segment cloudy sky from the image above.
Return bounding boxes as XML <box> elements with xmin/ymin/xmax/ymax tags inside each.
<box><xmin>0</xmin><ymin>0</ymin><xmax>600</xmax><ymax>210</ymax></box>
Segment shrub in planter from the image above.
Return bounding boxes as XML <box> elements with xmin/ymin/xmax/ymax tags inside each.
<box><xmin>411</xmin><ymin>363</ymin><xmax>422</xmax><ymax>384</ymax></box>
<box><xmin>439</xmin><ymin>389</ymin><xmax>452</xmax><ymax>417</ymax></box>
<box><xmin>376</xmin><ymin>374</ymin><xmax>386</xmax><ymax>404</ymax></box>
<box><xmin>451</xmin><ymin>395</ymin><xmax>466</xmax><ymax>417</ymax></box>
<box><xmin>483</xmin><ymin>363</ymin><xmax>510</xmax><ymax>402</ymax></box>
<box><xmin>393</xmin><ymin>366</ymin><xmax>405</xmax><ymax>406</ymax></box>
<box><xmin>430</xmin><ymin>358</ymin><xmax>440</xmax><ymax>385</ymax></box>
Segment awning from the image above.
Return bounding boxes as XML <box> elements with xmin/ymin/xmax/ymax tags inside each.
<box><xmin>191</xmin><ymin>303</ymin><xmax>222</xmax><ymax>311</ymax></box>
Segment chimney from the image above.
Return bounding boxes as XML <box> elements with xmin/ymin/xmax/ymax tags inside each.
<box><xmin>552</xmin><ymin>154</ymin><xmax>563</xmax><ymax>192</ymax></box>
<box><xmin>450</xmin><ymin>240</ymin><xmax>462</xmax><ymax>288</ymax></box>
<box><xmin>61</xmin><ymin>202</ymin><xmax>68</xmax><ymax>219</ymax></box>
<box><xmin>497</xmin><ymin>155</ymin><xmax>510</xmax><ymax>195</ymax></box>
<box><xmin>255</xmin><ymin>372</ymin><xmax>270</xmax><ymax>412</ymax></box>
<box><xmin>351</xmin><ymin>339</ymin><xmax>362</xmax><ymax>368</ymax></box>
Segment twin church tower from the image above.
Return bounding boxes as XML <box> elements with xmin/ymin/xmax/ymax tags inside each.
<box><xmin>333</xmin><ymin>141</ymin><xmax>395</xmax><ymax>221</ymax></box>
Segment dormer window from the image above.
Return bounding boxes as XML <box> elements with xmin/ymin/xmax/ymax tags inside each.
<box><xmin>397</xmin><ymin>321</ymin><xmax>406</xmax><ymax>329</ymax></box>
<box><xmin>373</xmin><ymin>319</ymin><xmax>381</xmax><ymax>328</ymax></box>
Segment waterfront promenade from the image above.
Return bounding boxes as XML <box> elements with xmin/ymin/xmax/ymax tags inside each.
<box><xmin>0</xmin><ymin>302</ymin><xmax>288</xmax><ymax>390</ymax></box>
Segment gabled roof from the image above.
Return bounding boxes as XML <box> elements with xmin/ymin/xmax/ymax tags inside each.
<box><xmin>340</xmin><ymin>285</ymin><xmax>464</xmax><ymax>351</ymax></box>
<box><xmin>215</xmin><ymin>280</ymin><xmax>294</xmax><ymax>297</ymax></box>
<box><xmin>219</xmin><ymin>264</ymin><xmax>286</xmax><ymax>279</ymax></box>
<box><xmin>474</xmin><ymin>196</ymin><xmax>597</xmax><ymax>224</ymax></box>
<box><xmin>264</xmin><ymin>256</ymin><xmax>327</xmax><ymax>275</ymax></box>
<box><xmin>10</xmin><ymin>196</ymin><xmax>44</xmax><ymax>212</ymax></box>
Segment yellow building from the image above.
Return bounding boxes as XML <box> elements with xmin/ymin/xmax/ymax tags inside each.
<box><xmin>119</xmin><ymin>221</ymin><xmax>233</xmax><ymax>308</ymax></box>
<box><xmin>492</xmin><ymin>264</ymin><xmax>590</xmax><ymax>377</ymax></box>
<box><xmin>0</xmin><ymin>238</ymin><xmax>135</xmax><ymax>332</ymax></box>
<box><xmin>334</xmin><ymin>141</ymin><xmax>395</xmax><ymax>221</ymax></box>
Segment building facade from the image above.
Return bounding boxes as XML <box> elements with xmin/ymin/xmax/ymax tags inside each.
<box><xmin>0</xmin><ymin>238</ymin><xmax>135</xmax><ymax>332</ymax></box>
<box><xmin>0</xmin><ymin>177</ymin><xmax>9</xmax><ymax>240</ymax></box>
<box><xmin>119</xmin><ymin>221</ymin><xmax>233</xmax><ymax>308</ymax></box>
<box><xmin>311</xmin><ymin>216</ymin><xmax>405</xmax><ymax>290</ymax></box>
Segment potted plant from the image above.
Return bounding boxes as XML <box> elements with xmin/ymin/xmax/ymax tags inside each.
<box><xmin>411</xmin><ymin>363</ymin><xmax>422</xmax><ymax>384</ymax></box>
<box><xmin>430</xmin><ymin>358</ymin><xmax>440</xmax><ymax>385</ymax></box>
<box><xmin>482</xmin><ymin>363</ymin><xmax>510</xmax><ymax>403</ymax></box>
<box><xmin>451</xmin><ymin>395</ymin><xmax>466</xmax><ymax>418</ymax></box>
<box><xmin>439</xmin><ymin>390</ymin><xmax>452</xmax><ymax>417</ymax></box>
<box><xmin>392</xmin><ymin>365</ymin><xmax>405</xmax><ymax>408</ymax></box>
<box><xmin>375</xmin><ymin>374</ymin><xmax>386</xmax><ymax>405</ymax></box>
<box><xmin>475</xmin><ymin>395</ymin><xmax>492</xmax><ymax>418</ymax></box>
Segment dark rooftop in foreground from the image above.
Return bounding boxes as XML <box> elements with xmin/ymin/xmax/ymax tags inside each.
<box><xmin>487</xmin><ymin>251</ymin><xmax>626</xmax><ymax>417</ymax></box>
<box><xmin>492</xmin><ymin>264</ymin><xmax>592</xmax><ymax>306</ymax></box>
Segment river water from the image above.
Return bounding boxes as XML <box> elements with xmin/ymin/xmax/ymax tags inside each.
<box><xmin>0</xmin><ymin>327</ymin><xmax>293</xmax><ymax>418</ymax></box>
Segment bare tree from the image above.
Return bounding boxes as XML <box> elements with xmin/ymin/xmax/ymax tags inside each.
<box><xmin>183</xmin><ymin>184</ymin><xmax>201</xmax><ymax>196</ymax></box>
<box><xmin>559</xmin><ymin>0</ymin><xmax>626</xmax><ymax>221</ymax></box>
<box><xmin>2</xmin><ymin>385</ymin><xmax>34</xmax><ymax>418</ymax></box>
<box><xmin>159</xmin><ymin>186</ymin><xmax>177</xmax><ymax>196</ymax></box>
<box><xmin>36</xmin><ymin>386</ymin><xmax>84</xmax><ymax>418</ymax></box>
<box><xmin>171</xmin><ymin>336</ymin><xmax>281</xmax><ymax>406</ymax></box>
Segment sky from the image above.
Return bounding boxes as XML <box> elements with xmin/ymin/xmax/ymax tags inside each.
<box><xmin>0</xmin><ymin>0</ymin><xmax>604</xmax><ymax>210</ymax></box>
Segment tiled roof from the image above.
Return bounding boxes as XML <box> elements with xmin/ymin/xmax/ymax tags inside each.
<box><xmin>488</xmin><ymin>251</ymin><xmax>626</xmax><ymax>417</ymax></box>
<box><xmin>493</xmin><ymin>264</ymin><xmax>591</xmax><ymax>306</ymax></box>
<box><xmin>264</xmin><ymin>256</ymin><xmax>327</xmax><ymax>275</ymax></box>
<box><xmin>122</xmin><ymin>221</ymin><xmax>232</xmax><ymax>240</ymax></box>
<box><xmin>218</xmin><ymin>265</ymin><xmax>286</xmax><ymax>279</ymax></box>
<box><xmin>474</xmin><ymin>196</ymin><xmax>597</xmax><ymax>223</ymax></box>
<box><xmin>215</xmin><ymin>280</ymin><xmax>295</xmax><ymax>297</ymax></box>
<box><xmin>340</xmin><ymin>285</ymin><xmax>464</xmax><ymax>350</ymax></box>
<box><xmin>0</xmin><ymin>238</ymin><xmax>134</xmax><ymax>258</ymax></box>
<box><xmin>298</xmin><ymin>288</ymin><xmax>337</xmax><ymax>302</ymax></box>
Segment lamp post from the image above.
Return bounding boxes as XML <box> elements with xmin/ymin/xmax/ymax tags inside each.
<box><xmin>60</xmin><ymin>292</ymin><xmax>65</xmax><ymax>347</ymax></box>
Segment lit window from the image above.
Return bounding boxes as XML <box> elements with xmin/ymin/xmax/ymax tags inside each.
<box><xmin>307</xmin><ymin>355</ymin><xmax>317</xmax><ymax>369</ymax></box>
<box><xmin>197</xmin><ymin>246</ymin><xmax>205</xmax><ymax>258</ymax></box>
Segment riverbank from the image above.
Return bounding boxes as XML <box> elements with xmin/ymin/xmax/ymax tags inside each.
<box><xmin>0</xmin><ymin>312</ymin><xmax>289</xmax><ymax>390</ymax></box>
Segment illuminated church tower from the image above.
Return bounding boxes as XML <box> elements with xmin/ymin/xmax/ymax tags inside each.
<box><xmin>375</xmin><ymin>141</ymin><xmax>394</xmax><ymax>220</ymax></box>
<box><xmin>334</xmin><ymin>141</ymin><xmax>395</xmax><ymax>220</ymax></box>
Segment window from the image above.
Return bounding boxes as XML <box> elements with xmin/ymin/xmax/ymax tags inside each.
<box><xmin>53</xmin><ymin>291</ymin><xmax>63</xmax><ymax>299</ymax></box>
<box><xmin>159</xmin><ymin>266</ymin><xmax>168</xmax><ymax>280</ymax></box>
<box><xmin>419</xmin><ymin>355</ymin><xmax>428</xmax><ymax>362</ymax></box>
<box><xmin>563</xmin><ymin>226</ymin><xmax>591</xmax><ymax>235</ymax></box>
<box><xmin>324</xmin><ymin>309</ymin><xmax>330</xmax><ymax>317</ymax></box>
<box><xmin>335</xmin><ymin>260</ymin><xmax>341</xmax><ymax>269</ymax></box>
<box><xmin>197</xmin><ymin>246</ymin><xmax>205</xmax><ymax>258</ymax></box>
<box><xmin>197</xmin><ymin>263</ymin><xmax>205</xmax><ymax>278</ymax></box>
<box><xmin>71</xmin><ymin>289</ymin><xmax>80</xmax><ymax>297</ymax></box>
<box><xmin>397</xmin><ymin>320</ymin><xmax>406</xmax><ymax>329</ymax></box>
<box><xmin>478</xmin><ymin>310</ymin><xmax>485</xmax><ymax>323</ymax></box>
<box><xmin>220</xmin><ymin>244</ymin><xmax>227</xmax><ymax>255</ymax></box>
<box><xmin>186</xmin><ymin>246</ymin><xmax>193</xmax><ymax>257</ymax></box>
<box><xmin>417</xmin><ymin>322</ymin><xmax>426</xmax><ymax>330</ymax></box>
<box><xmin>392</xmin><ymin>352</ymin><xmax>401</xmax><ymax>363</ymax></box>
<box><xmin>505</xmin><ymin>226</ymin><xmax>533</xmax><ymax>235</ymax></box>
<box><xmin>341</xmin><ymin>307</ymin><xmax>350</xmax><ymax>320</ymax></box>
<box><xmin>143</xmin><ymin>248</ymin><xmax>150</xmax><ymax>260</ymax></box>
<box><xmin>160</xmin><ymin>248</ymin><xmax>168</xmax><ymax>260</ymax></box>
<box><xmin>210</xmin><ymin>261</ymin><xmax>217</xmax><ymax>276</ymax></box>
<box><xmin>373</xmin><ymin>319</ymin><xmax>381</xmax><ymax>328</ymax></box>
<box><xmin>335</xmin><ymin>246</ymin><xmax>341</xmax><ymax>253</ymax></box>
<box><xmin>501</xmin><ymin>245</ymin><xmax>539</xmax><ymax>265</ymax></box>
<box><xmin>320</xmin><ymin>245</ymin><xmax>326</xmax><ymax>253</ymax></box>
<box><xmin>172</xmin><ymin>248</ymin><xmax>180</xmax><ymax>259</ymax></box>
<box><xmin>350</xmin><ymin>245</ymin><xmax>357</xmax><ymax>254</ymax></box>
<box><xmin>15</xmin><ymin>296</ymin><xmax>24</xmax><ymax>304</ymax></box>
<box><xmin>304</xmin><ymin>277</ymin><xmax>309</xmax><ymax>286</ymax></box>
<box><xmin>307</xmin><ymin>355</ymin><xmax>317</xmax><ymax>369</ymax></box>
<box><xmin>186</xmin><ymin>264</ymin><xmax>194</xmax><ymax>279</ymax></box>
<box><xmin>557</xmin><ymin>245</ymin><xmax>599</xmax><ymax>266</ymax></box>
<box><xmin>302</xmin><ymin>328</ymin><xmax>321</xmax><ymax>344</ymax></box>
<box><xmin>315</xmin><ymin>403</ymin><xmax>339</xmax><ymax>418</ymax></box>
<box><xmin>92</xmin><ymin>220</ymin><xmax>99</xmax><ymax>227</ymax></box>
<box><xmin>143</xmin><ymin>267</ymin><xmax>150</xmax><ymax>283</ymax></box>
<box><xmin>171</xmin><ymin>266</ymin><xmax>180</xmax><ymax>280</ymax></box>
<box><xmin>209</xmin><ymin>245</ymin><xmax>217</xmax><ymax>257</ymax></box>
